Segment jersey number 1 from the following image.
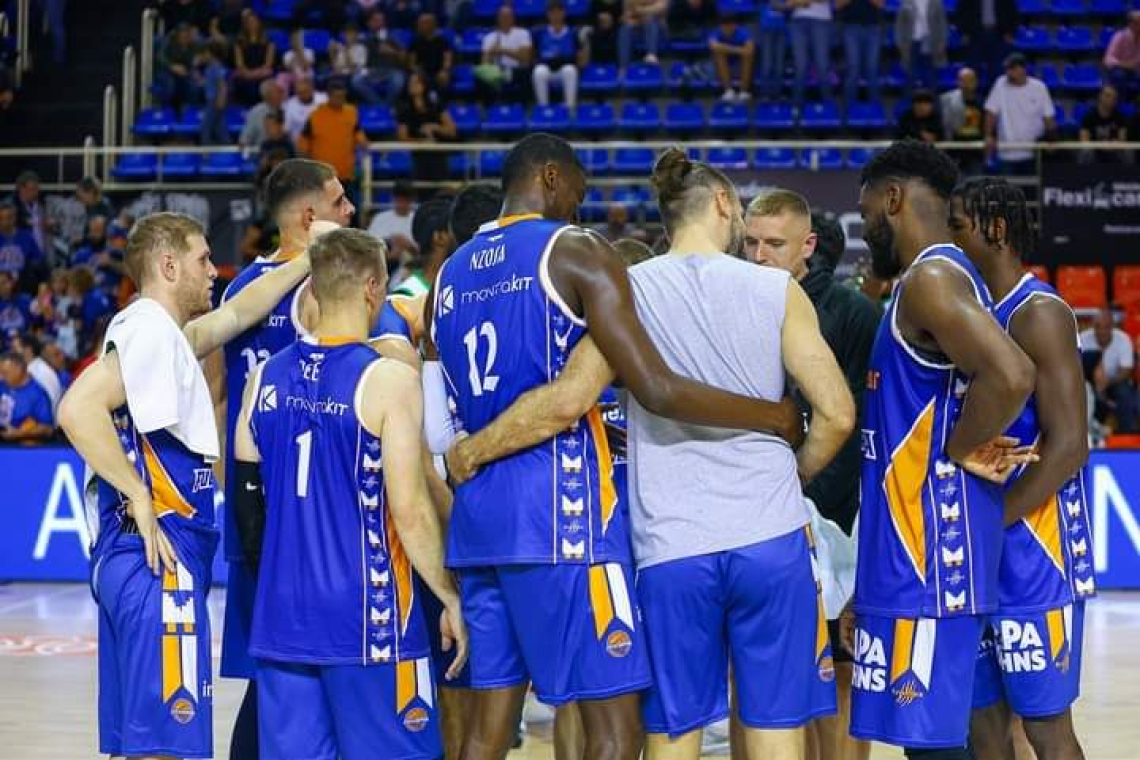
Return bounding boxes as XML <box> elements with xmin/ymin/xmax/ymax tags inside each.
<box><xmin>463</xmin><ymin>322</ymin><xmax>500</xmax><ymax>397</ymax></box>
<box><xmin>295</xmin><ymin>430</ymin><xmax>312</xmax><ymax>497</ymax></box>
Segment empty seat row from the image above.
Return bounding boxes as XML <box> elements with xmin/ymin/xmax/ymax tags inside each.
<box><xmin>1051</xmin><ymin>264</ymin><xmax>1140</xmax><ymax>310</ymax></box>
<box><xmin>111</xmin><ymin>152</ymin><xmax>257</xmax><ymax>180</ymax></box>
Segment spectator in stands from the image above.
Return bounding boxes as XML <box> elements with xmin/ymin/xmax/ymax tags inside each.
<box><xmin>11</xmin><ymin>172</ymin><xmax>48</xmax><ymax>260</ymax></box>
<box><xmin>1079</xmin><ymin>85</ymin><xmax>1129</xmax><ymax>163</ymax></box>
<box><xmin>1081</xmin><ymin>308</ymin><xmax>1137</xmax><ymax>433</ymax></box>
<box><xmin>282</xmin><ymin>29</ymin><xmax>317</xmax><ymax>88</ymax></box>
<box><xmin>1104</xmin><ymin>11</ymin><xmax>1140</xmax><ymax>100</ymax></box>
<box><xmin>0</xmin><ymin>271</ymin><xmax>32</xmax><ymax>345</ymax></box>
<box><xmin>159</xmin><ymin>22</ymin><xmax>202</xmax><ymax>113</ymax></box>
<box><xmin>298</xmin><ymin>78</ymin><xmax>369</xmax><ymax>194</ymax></box>
<box><xmin>239</xmin><ymin>79</ymin><xmax>285</xmax><ymax>150</ymax></box>
<box><xmin>29</xmin><ymin>270</ymin><xmax>71</xmax><ymax>355</ymax></box>
<box><xmin>284</xmin><ymin>75</ymin><xmax>328</xmax><ymax>142</ymax></box>
<box><xmin>66</xmin><ymin>266</ymin><xmax>113</xmax><ymax>349</ymax></box>
<box><xmin>368</xmin><ymin>181</ymin><xmax>418</xmax><ymax>258</ymax></box>
<box><xmin>584</xmin><ymin>0</ymin><xmax>622</xmax><ymax>65</ymax></box>
<box><xmin>709</xmin><ymin>15</ymin><xmax>754</xmax><ymax>101</ymax></box>
<box><xmin>397</xmin><ymin>69</ymin><xmax>458</xmax><ymax>191</ymax></box>
<box><xmin>357</xmin><ymin>10</ymin><xmax>409</xmax><ymax>104</ymax></box>
<box><xmin>941</xmin><ymin>66</ymin><xmax>982</xmax><ymax>139</ymax></box>
<box><xmin>668</xmin><ymin>0</ymin><xmax>717</xmax><ymax>51</ymax></box>
<box><xmin>533</xmin><ymin>1</ymin><xmax>583</xmax><ymax>108</ymax></box>
<box><xmin>41</xmin><ymin>342</ymin><xmax>72</xmax><ymax>389</ymax></box>
<box><xmin>209</xmin><ymin>0</ymin><xmax>247</xmax><ymax>46</ymax></box>
<box><xmin>957</xmin><ymin>0</ymin><xmax>1018</xmax><ymax>83</ymax></box>
<box><xmin>755</xmin><ymin>0</ymin><xmax>788</xmax><ymax>101</ymax></box>
<box><xmin>619</xmin><ymin>0</ymin><xmax>667</xmax><ymax>70</ymax></box>
<box><xmin>836</xmin><ymin>0</ymin><xmax>884</xmax><ymax>108</ymax></box>
<box><xmin>71</xmin><ymin>217</ymin><xmax>125</xmax><ymax>294</ymax></box>
<box><xmin>388</xmin><ymin>0</ymin><xmax>425</xmax><ymax>30</ymax></box>
<box><xmin>984</xmin><ymin>52</ymin><xmax>1056</xmax><ymax>174</ymax></box>
<box><xmin>410</xmin><ymin>13</ymin><xmax>455</xmax><ymax>92</ymax></box>
<box><xmin>233</xmin><ymin>10</ymin><xmax>277</xmax><ymax>105</ymax></box>
<box><xmin>330</xmin><ymin>22</ymin><xmax>369</xmax><ymax>81</ymax></box>
<box><xmin>10</xmin><ymin>333</ymin><xmax>62</xmax><ymax>412</ymax></box>
<box><xmin>789</xmin><ymin>0</ymin><xmax>834</xmax><ymax>107</ymax></box>
<box><xmin>292</xmin><ymin>0</ymin><xmax>350</xmax><ymax>32</ymax></box>
<box><xmin>0</xmin><ymin>351</ymin><xmax>54</xmax><ymax>443</ymax></box>
<box><xmin>160</xmin><ymin>0</ymin><xmax>213</xmax><ymax>36</ymax></box>
<box><xmin>199</xmin><ymin>40</ymin><xmax>231</xmax><ymax>145</ymax></box>
<box><xmin>895</xmin><ymin>0</ymin><xmax>946</xmax><ymax>91</ymax></box>
<box><xmin>480</xmin><ymin>6</ymin><xmax>534</xmax><ymax>101</ymax></box>
<box><xmin>75</xmin><ymin>177</ymin><xmax>114</xmax><ymax>223</ymax></box>
<box><xmin>596</xmin><ymin>203</ymin><xmax>647</xmax><ymax>242</ymax></box>
<box><xmin>0</xmin><ymin>201</ymin><xmax>43</xmax><ymax>287</ymax></box>
<box><xmin>260</xmin><ymin>111</ymin><xmax>298</xmax><ymax>162</ymax></box>
<box><xmin>897</xmin><ymin>89</ymin><xmax>941</xmax><ymax>142</ymax></box>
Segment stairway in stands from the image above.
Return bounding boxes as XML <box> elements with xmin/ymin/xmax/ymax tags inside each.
<box><xmin>0</xmin><ymin>0</ymin><xmax>151</xmax><ymax>181</ymax></box>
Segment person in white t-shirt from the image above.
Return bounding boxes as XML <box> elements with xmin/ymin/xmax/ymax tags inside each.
<box><xmin>984</xmin><ymin>52</ymin><xmax>1056</xmax><ymax>172</ymax></box>
<box><xmin>1080</xmin><ymin>308</ymin><xmax>1137</xmax><ymax>432</ymax></box>
<box><xmin>481</xmin><ymin>5</ymin><xmax>533</xmax><ymax>100</ymax></box>
<box><xmin>284</xmin><ymin>75</ymin><xmax>328</xmax><ymax>143</ymax></box>
<box><xmin>367</xmin><ymin>181</ymin><xmax>417</xmax><ymax>260</ymax></box>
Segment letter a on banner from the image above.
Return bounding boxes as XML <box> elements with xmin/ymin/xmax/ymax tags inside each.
<box><xmin>34</xmin><ymin>463</ymin><xmax>91</xmax><ymax>560</ymax></box>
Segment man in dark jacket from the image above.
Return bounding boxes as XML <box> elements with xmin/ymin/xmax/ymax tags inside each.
<box><xmin>744</xmin><ymin>189</ymin><xmax>880</xmax><ymax>760</ymax></box>
<box><xmin>957</xmin><ymin>0</ymin><xmax>1019</xmax><ymax>82</ymax></box>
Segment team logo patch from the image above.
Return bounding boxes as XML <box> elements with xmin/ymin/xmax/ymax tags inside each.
<box><xmin>438</xmin><ymin>285</ymin><xmax>454</xmax><ymax>317</ymax></box>
<box><xmin>170</xmin><ymin>698</ymin><xmax>196</xmax><ymax>724</ymax></box>
<box><xmin>892</xmin><ymin>678</ymin><xmax>926</xmax><ymax>707</ymax></box>
<box><xmin>403</xmin><ymin>707</ymin><xmax>430</xmax><ymax>732</ymax></box>
<box><xmin>257</xmin><ymin>384</ymin><xmax>277</xmax><ymax>412</ymax></box>
<box><xmin>818</xmin><ymin>655</ymin><xmax>836</xmax><ymax>683</ymax></box>
<box><xmin>606</xmin><ymin>630</ymin><xmax>633</xmax><ymax>658</ymax></box>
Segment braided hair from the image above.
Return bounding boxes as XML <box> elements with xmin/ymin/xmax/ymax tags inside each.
<box><xmin>952</xmin><ymin>177</ymin><xmax>1036</xmax><ymax>260</ymax></box>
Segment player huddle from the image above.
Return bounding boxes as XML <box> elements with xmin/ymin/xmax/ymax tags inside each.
<box><xmin>59</xmin><ymin>136</ymin><xmax>1095</xmax><ymax>760</ymax></box>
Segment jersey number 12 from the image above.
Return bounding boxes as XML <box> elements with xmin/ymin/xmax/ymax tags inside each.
<box><xmin>463</xmin><ymin>321</ymin><xmax>500</xmax><ymax>397</ymax></box>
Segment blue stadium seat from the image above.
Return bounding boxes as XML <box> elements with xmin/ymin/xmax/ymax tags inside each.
<box><xmin>448</xmin><ymin>103</ymin><xmax>482</xmax><ymax>137</ymax></box>
<box><xmin>798</xmin><ymin>149</ymin><xmax>844</xmax><ymax>170</ymax></box>
<box><xmin>451</xmin><ymin>64</ymin><xmax>476</xmax><ymax>95</ymax></box>
<box><xmin>799</xmin><ymin>101</ymin><xmax>841</xmax><ymax>130</ymax></box>
<box><xmin>613</xmin><ymin>148</ymin><xmax>655</xmax><ymax>174</ymax></box>
<box><xmin>708</xmin><ymin>101</ymin><xmax>750</xmax><ymax>130</ymax></box>
<box><xmin>304</xmin><ymin>29</ymin><xmax>332</xmax><ymax>54</ymax></box>
<box><xmin>1016</xmin><ymin>0</ymin><xmax>1048</xmax><ymax>12</ymax></box>
<box><xmin>946</xmin><ymin>25</ymin><xmax>962</xmax><ymax>50</ymax></box>
<box><xmin>1091</xmin><ymin>0</ymin><xmax>1124</xmax><ymax>14</ymax></box>
<box><xmin>759</xmin><ymin>6</ymin><xmax>787</xmax><ymax>30</ymax></box>
<box><xmin>1013</xmin><ymin>26</ymin><xmax>1051</xmax><ymax>52</ymax></box>
<box><xmin>619</xmin><ymin>102</ymin><xmax>661</xmax><ymax>132</ymax></box>
<box><xmin>201</xmin><ymin>151</ymin><xmax>245</xmax><ymax>178</ymax></box>
<box><xmin>581</xmin><ymin>64</ymin><xmax>620</xmax><ymax>94</ymax></box>
<box><xmin>262</xmin><ymin>0</ymin><xmax>297</xmax><ymax>23</ymax></box>
<box><xmin>1062</xmin><ymin>64</ymin><xmax>1102</xmax><ymax>91</ymax></box>
<box><xmin>483</xmin><ymin>103</ymin><xmax>526</xmax><ymax>134</ymax></box>
<box><xmin>359</xmin><ymin>104</ymin><xmax>396</xmax><ymax>137</ymax></box>
<box><xmin>753</xmin><ymin>102</ymin><xmax>795</xmax><ymax>130</ymax></box>
<box><xmin>936</xmin><ymin>64</ymin><xmax>962</xmax><ymax>91</ymax></box>
<box><xmin>717</xmin><ymin>0</ymin><xmax>759</xmax><ymax>13</ymax></box>
<box><xmin>707</xmin><ymin>147</ymin><xmax>749</xmax><ymax>170</ymax></box>
<box><xmin>881</xmin><ymin>63</ymin><xmax>907</xmax><ymax>90</ymax></box>
<box><xmin>624</xmin><ymin>63</ymin><xmax>664</xmax><ymax>93</ymax></box>
<box><xmin>670</xmin><ymin>36</ymin><xmax>709</xmax><ymax>56</ymax></box>
<box><xmin>391</xmin><ymin>29</ymin><xmax>413</xmax><ymax>49</ymax></box>
<box><xmin>133</xmin><ymin>108</ymin><xmax>176</xmax><ymax>138</ymax></box>
<box><xmin>162</xmin><ymin>152</ymin><xmax>202</xmax><ymax>179</ymax></box>
<box><xmin>575</xmin><ymin>103</ymin><xmax>616</xmax><ymax>133</ymax></box>
<box><xmin>845</xmin><ymin>101</ymin><xmax>888</xmax><ymax>130</ymax></box>
<box><xmin>1032</xmin><ymin>63</ymin><xmax>1060</xmax><ymax>88</ymax></box>
<box><xmin>580</xmin><ymin>188</ymin><xmax>607</xmax><ymax>222</ymax></box>
<box><xmin>528</xmin><ymin>104</ymin><xmax>572</xmax><ymax>133</ymax></box>
<box><xmin>457</xmin><ymin>29</ymin><xmax>487</xmax><ymax>57</ymax></box>
<box><xmin>480</xmin><ymin>150</ymin><xmax>506</xmax><ymax>176</ymax></box>
<box><xmin>171</xmin><ymin>107</ymin><xmax>203</xmax><ymax>138</ymax></box>
<box><xmin>576</xmin><ymin>148</ymin><xmax>611</xmax><ymax>176</ymax></box>
<box><xmin>1100</xmin><ymin>26</ymin><xmax>1118</xmax><ymax>48</ymax></box>
<box><xmin>752</xmin><ymin>148</ymin><xmax>797</xmax><ymax>169</ymax></box>
<box><xmin>267</xmin><ymin>29</ymin><xmax>289</xmax><ymax>54</ymax></box>
<box><xmin>473</xmin><ymin>0</ymin><xmax>501</xmax><ymax>20</ymax></box>
<box><xmin>565</xmin><ymin>0</ymin><xmax>590</xmax><ymax>18</ymax></box>
<box><xmin>224</xmin><ymin>106</ymin><xmax>248</xmax><ymax>136</ymax></box>
<box><xmin>515</xmin><ymin>0</ymin><xmax>547</xmax><ymax>19</ymax></box>
<box><xmin>846</xmin><ymin>148</ymin><xmax>878</xmax><ymax>169</ymax></box>
<box><xmin>1055</xmin><ymin>26</ymin><xmax>1096</xmax><ymax>52</ymax></box>
<box><xmin>111</xmin><ymin>153</ymin><xmax>159</xmax><ymax>180</ymax></box>
<box><xmin>1069</xmin><ymin>102</ymin><xmax>1091</xmax><ymax>127</ymax></box>
<box><xmin>1048</xmin><ymin>0</ymin><xmax>1087</xmax><ymax>16</ymax></box>
<box><xmin>671</xmin><ymin>62</ymin><xmax>717</xmax><ymax>92</ymax></box>
<box><xmin>373</xmin><ymin>150</ymin><xmax>413</xmax><ymax>178</ymax></box>
<box><xmin>448</xmin><ymin>154</ymin><xmax>469</xmax><ymax>176</ymax></box>
<box><xmin>664</xmin><ymin>101</ymin><xmax>706</xmax><ymax>132</ymax></box>
<box><xmin>613</xmin><ymin>186</ymin><xmax>651</xmax><ymax>214</ymax></box>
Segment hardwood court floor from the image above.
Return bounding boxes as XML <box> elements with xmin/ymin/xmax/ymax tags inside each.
<box><xmin>1</xmin><ymin>583</ymin><xmax>1137</xmax><ymax>759</ymax></box>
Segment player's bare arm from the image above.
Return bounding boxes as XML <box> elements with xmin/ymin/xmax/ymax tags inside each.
<box><xmin>233</xmin><ymin>364</ymin><xmax>266</xmax><ymax>571</ymax></box>
<box><xmin>371</xmin><ymin>336</ymin><xmax>422</xmax><ymax>370</ymax></box>
<box><xmin>359</xmin><ymin>360</ymin><xmax>468</xmax><ymax>680</ymax></box>
<box><xmin>548</xmin><ymin>227</ymin><xmax>804</xmax><ymax>440</ymax></box>
<box><xmin>1003</xmin><ymin>297</ymin><xmax>1090</xmax><ymax>525</ymax></box>
<box><xmin>898</xmin><ymin>260</ymin><xmax>1035</xmax><ymax>463</ymax></box>
<box><xmin>781</xmin><ymin>279</ymin><xmax>857</xmax><ymax>483</ymax></box>
<box><xmin>57</xmin><ymin>351</ymin><xmax>177</xmax><ymax>575</ymax></box>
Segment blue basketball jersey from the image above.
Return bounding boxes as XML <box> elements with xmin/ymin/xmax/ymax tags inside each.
<box><xmin>221</xmin><ymin>255</ymin><xmax>308</xmax><ymax>561</ymax></box>
<box><xmin>249</xmin><ymin>339</ymin><xmax>429</xmax><ymax>665</ymax></box>
<box><xmin>431</xmin><ymin>215</ymin><xmax>626</xmax><ymax>567</ymax></box>
<box><xmin>855</xmin><ymin>245</ymin><xmax>1004</xmax><ymax>619</ymax></box>
<box><xmin>373</xmin><ymin>294</ymin><xmax>421</xmax><ymax>345</ymax></box>
<box><xmin>991</xmin><ymin>274</ymin><xmax>1096</xmax><ymax>612</ymax></box>
<box><xmin>599</xmin><ymin>386</ymin><xmax>630</xmax><ymax>526</ymax></box>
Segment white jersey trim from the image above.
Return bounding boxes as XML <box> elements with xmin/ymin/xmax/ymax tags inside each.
<box><xmin>538</xmin><ymin>224</ymin><xmax>585</xmax><ymax>327</ymax></box>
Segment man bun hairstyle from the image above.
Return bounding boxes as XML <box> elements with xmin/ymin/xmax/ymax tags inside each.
<box><xmin>651</xmin><ymin>147</ymin><xmax>734</xmax><ymax>235</ymax></box>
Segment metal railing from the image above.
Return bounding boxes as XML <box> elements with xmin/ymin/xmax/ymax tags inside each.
<box><xmin>14</xmin><ymin>0</ymin><xmax>29</xmax><ymax>87</ymax></box>
<box><xmin>140</xmin><ymin>8</ymin><xmax>159</xmax><ymax>110</ymax></box>
<box><xmin>101</xmin><ymin>86</ymin><xmax>117</xmax><ymax>182</ymax></box>
<box><xmin>121</xmin><ymin>47</ymin><xmax>137</xmax><ymax>147</ymax></box>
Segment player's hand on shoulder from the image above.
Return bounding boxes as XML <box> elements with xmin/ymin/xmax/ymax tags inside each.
<box><xmin>307</xmin><ymin>219</ymin><xmax>340</xmax><ymax>245</ymax></box>
<box><xmin>439</xmin><ymin>596</ymin><xmax>469</xmax><ymax>681</ymax></box>
<box><xmin>958</xmin><ymin>435</ymin><xmax>1040</xmax><ymax>484</ymax></box>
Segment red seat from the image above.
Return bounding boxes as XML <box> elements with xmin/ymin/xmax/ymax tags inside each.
<box><xmin>1122</xmin><ymin>307</ymin><xmax>1140</xmax><ymax>343</ymax></box>
<box><xmin>1025</xmin><ymin>264</ymin><xmax>1050</xmax><ymax>283</ymax></box>
<box><xmin>1056</xmin><ymin>265</ymin><xmax>1107</xmax><ymax>309</ymax></box>
<box><xmin>1106</xmin><ymin>434</ymin><xmax>1140</xmax><ymax>450</ymax></box>
<box><xmin>1113</xmin><ymin>265</ymin><xmax>1140</xmax><ymax>310</ymax></box>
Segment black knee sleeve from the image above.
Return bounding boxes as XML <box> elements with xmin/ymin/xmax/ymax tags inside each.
<box><xmin>904</xmin><ymin>747</ymin><xmax>975</xmax><ymax>760</ymax></box>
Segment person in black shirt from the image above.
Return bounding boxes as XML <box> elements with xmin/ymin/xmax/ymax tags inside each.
<box><xmin>957</xmin><ymin>0</ymin><xmax>1019</xmax><ymax>82</ymax></box>
<box><xmin>585</xmin><ymin>0</ymin><xmax>622</xmax><ymax>65</ymax></box>
<box><xmin>160</xmin><ymin>0</ymin><xmax>213</xmax><ymax>36</ymax></box>
<box><xmin>397</xmin><ymin>70</ymin><xmax>458</xmax><ymax>196</ymax></box>
<box><xmin>1079</xmin><ymin>85</ymin><xmax>1128</xmax><ymax>163</ymax></box>
<box><xmin>668</xmin><ymin>0</ymin><xmax>717</xmax><ymax>46</ymax></box>
<box><xmin>897</xmin><ymin>89</ymin><xmax>942</xmax><ymax>142</ymax></box>
<box><xmin>409</xmin><ymin>13</ymin><xmax>455</xmax><ymax>91</ymax></box>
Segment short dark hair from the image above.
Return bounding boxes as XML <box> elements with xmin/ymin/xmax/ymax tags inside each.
<box><xmin>860</xmin><ymin>139</ymin><xmax>960</xmax><ymax>200</ymax></box>
<box><xmin>951</xmin><ymin>177</ymin><xmax>1036</xmax><ymax>260</ymax></box>
<box><xmin>15</xmin><ymin>170</ymin><xmax>39</xmax><ymax>187</ymax></box>
<box><xmin>77</xmin><ymin>176</ymin><xmax>102</xmax><ymax>195</ymax></box>
<box><xmin>810</xmin><ymin>211</ymin><xmax>846</xmax><ymax>271</ymax></box>
<box><xmin>310</xmin><ymin>228</ymin><xmax>388</xmax><ymax>304</ymax></box>
<box><xmin>264</xmin><ymin>159</ymin><xmax>336</xmax><ymax>220</ymax></box>
<box><xmin>393</xmin><ymin>180</ymin><xmax>416</xmax><ymax>200</ymax></box>
<box><xmin>912</xmin><ymin>89</ymin><xmax>935</xmax><ymax>104</ymax></box>
<box><xmin>0</xmin><ymin>351</ymin><xmax>27</xmax><ymax>371</ymax></box>
<box><xmin>450</xmin><ymin>184</ymin><xmax>504</xmax><ymax>245</ymax></box>
<box><xmin>15</xmin><ymin>331</ymin><xmax>42</xmax><ymax>357</ymax></box>
<box><xmin>411</xmin><ymin>195</ymin><xmax>454</xmax><ymax>255</ymax></box>
<box><xmin>501</xmin><ymin>133</ymin><xmax>582</xmax><ymax>194</ymax></box>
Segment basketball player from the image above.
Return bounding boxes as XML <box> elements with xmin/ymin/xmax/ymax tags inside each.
<box><xmin>57</xmin><ymin>211</ymin><xmax>319</xmax><ymax>760</ymax></box>
<box><xmin>422</xmin><ymin>134</ymin><xmax>804</xmax><ymax>760</ymax></box>
<box><xmin>220</xmin><ymin>158</ymin><xmax>354</xmax><ymax>759</ymax></box>
<box><xmin>848</xmin><ymin>139</ymin><xmax>1038</xmax><ymax>759</ymax></box>
<box><xmin>949</xmin><ymin>178</ymin><xmax>1094</xmax><ymax>760</ymax></box>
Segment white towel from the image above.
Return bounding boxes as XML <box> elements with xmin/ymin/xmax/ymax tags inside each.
<box><xmin>805</xmin><ymin>497</ymin><xmax>858</xmax><ymax>620</ymax></box>
<box><xmin>102</xmin><ymin>298</ymin><xmax>220</xmax><ymax>460</ymax></box>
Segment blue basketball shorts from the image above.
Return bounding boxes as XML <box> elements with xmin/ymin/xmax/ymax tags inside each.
<box><xmin>457</xmin><ymin>562</ymin><xmax>651</xmax><ymax>706</ymax></box>
<box><xmin>849</xmin><ymin>613</ymin><xmax>986</xmax><ymax>748</ymax></box>
<box><xmin>220</xmin><ymin>559</ymin><xmax>258</xmax><ymax>679</ymax></box>
<box><xmin>418</xmin><ymin>579</ymin><xmax>472</xmax><ymax>689</ymax></box>
<box><xmin>93</xmin><ymin>539</ymin><xmax>214</xmax><ymax>759</ymax></box>
<box><xmin>257</xmin><ymin>657</ymin><xmax>442</xmax><ymax>760</ymax></box>
<box><xmin>637</xmin><ymin>528</ymin><xmax>837</xmax><ymax>736</ymax></box>
<box><xmin>972</xmin><ymin>602</ymin><xmax>1086</xmax><ymax>718</ymax></box>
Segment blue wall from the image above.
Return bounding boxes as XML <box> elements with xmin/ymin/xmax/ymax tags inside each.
<box><xmin>2</xmin><ymin>447</ymin><xmax>1138</xmax><ymax>588</ymax></box>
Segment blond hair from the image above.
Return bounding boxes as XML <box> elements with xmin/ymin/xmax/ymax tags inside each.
<box><xmin>746</xmin><ymin>188</ymin><xmax>810</xmax><ymax>220</ymax></box>
<box><xmin>124</xmin><ymin>212</ymin><xmax>204</xmax><ymax>286</ymax></box>
<box><xmin>310</xmin><ymin>228</ymin><xmax>388</xmax><ymax>305</ymax></box>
